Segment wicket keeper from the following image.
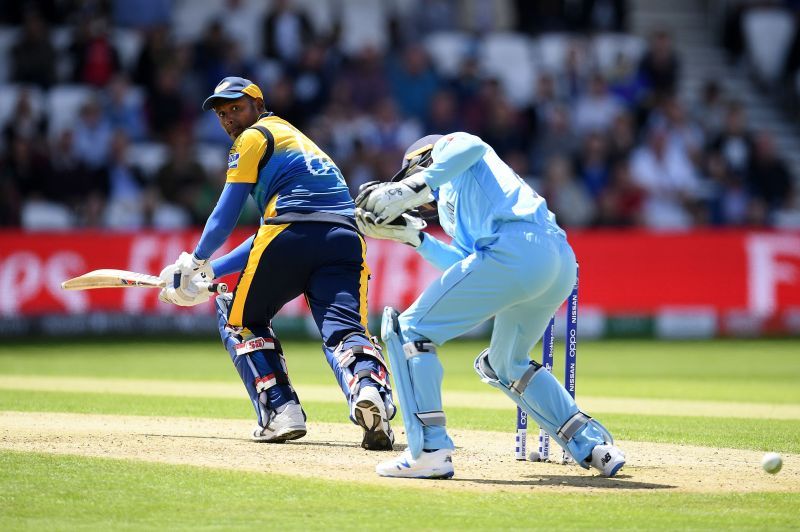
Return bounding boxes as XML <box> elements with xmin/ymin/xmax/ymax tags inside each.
<box><xmin>357</xmin><ymin>133</ymin><xmax>626</xmax><ymax>478</ymax></box>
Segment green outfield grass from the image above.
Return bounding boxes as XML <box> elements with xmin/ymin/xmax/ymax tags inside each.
<box><xmin>1</xmin><ymin>337</ymin><xmax>799</xmax><ymax>530</ymax></box>
<box><xmin>2</xmin><ymin>451</ymin><xmax>798</xmax><ymax>531</ymax></box>
<box><xmin>2</xmin><ymin>338</ymin><xmax>799</xmax><ymax>403</ymax></box>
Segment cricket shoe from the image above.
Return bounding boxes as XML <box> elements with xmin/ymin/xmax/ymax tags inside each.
<box><xmin>252</xmin><ymin>402</ymin><xmax>307</xmax><ymax>443</ymax></box>
<box><xmin>588</xmin><ymin>444</ymin><xmax>626</xmax><ymax>477</ymax></box>
<box><xmin>353</xmin><ymin>385</ymin><xmax>395</xmax><ymax>450</ymax></box>
<box><xmin>376</xmin><ymin>449</ymin><xmax>454</xmax><ymax>479</ymax></box>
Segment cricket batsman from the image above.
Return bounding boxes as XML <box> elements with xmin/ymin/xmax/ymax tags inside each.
<box><xmin>356</xmin><ymin>132</ymin><xmax>626</xmax><ymax>478</ymax></box>
<box><xmin>158</xmin><ymin>77</ymin><xmax>395</xmax><ymax>450</ymax></box>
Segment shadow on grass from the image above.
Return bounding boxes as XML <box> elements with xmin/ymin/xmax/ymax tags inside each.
<box><xmin>141</xmin><ymin>433</ymin><xmax>364</xmax><ymax>449</ymax></box>
<box><xmin>452</xmin><ymin>473</ymin><xmax>675</xmax><ymax>490</ymax></box>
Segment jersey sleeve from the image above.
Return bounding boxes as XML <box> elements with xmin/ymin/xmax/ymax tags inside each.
<box><xmin>415</xmin><ymin>232</ymin><xmax>469</xmax><ymax>271</ymax></box>
<box><xmin>210</xmin><ymin>234</ymin><xmax>254</xmax><ymax>277</ymax></box>
<box><xmin>226</xmin><ymin>127</ymin><xmax>270</xmax><ymax>184</ymax></box>
<box><xmin>421</xmin><ymin>132</ymin><xmax>488</xmax><ymax>190</ymax></box>
<box><xmin>193</xmin><ymin>182</ymin><xmax>253</xmax><ymax>260</ymax></box>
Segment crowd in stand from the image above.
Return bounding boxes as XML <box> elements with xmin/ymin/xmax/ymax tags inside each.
<box><xmin>0</xmin><ymin>0</ymin><xmax>797</xmax><ymax>231</ymax></box>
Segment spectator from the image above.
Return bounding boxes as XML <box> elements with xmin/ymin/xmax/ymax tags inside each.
<box><xmin>573</xmin><ymin>73</ymin><xmax>623</xmax><ymax>137</ymax></box>
<box><xmin>461</xmin><ymin>77</ymin><xmax>503</xmax><ymax>134</ymax></box>
<box><xmin>425</xmin><ymin>89</ymin><xmax>462</xmax><ymax>133</ymax></box>
<box><xmin>153</xmin><ymin>130</ymin><xmax>208</xmax><ymax>225</ymax></box>
<box><xmin>703</xmin><ymin>152</ymin><xmax>750</xmax><ymax>226</ymax></box>
<box><xmin>217</xmin><ymin>42</ymin><xmax>257</xmax><ymax>90</ymax></box>
<box><xmin>359</xmin><ymin>97</ymin><xmax>421</xmax><ymax>154</ymax></box>
<box><xmin>216</xmin><ymin>0</ymin><xmax>264</xmax><ymax>61</ymax></box>
<box><xmin>596</xmin><ymin>158</ymin><xmax>645</xmax><ymax>227</ymax></box>
<box><xmin>388</xmin><ymin>44</ymin><xmax>441</xmax><ymax>123</ymax></box>
<box><xmin>481</xmin><ymin>98</ymin><xmax>529</xmax><ymax>159</ymax></box>
<box><xmin>638</xmin><ymin>29</ymin><xmax>680</xmax><ymax>98</ymax></box>
<box><xmin>747</xmin><ymin>131</ymin><xmax>794</xmax><ymax>217</ymax></box>
<box><xmin>630</xmin><ymin>125</ymin><xmax>703</xmax><ymax>229</ymax></box>
<box><xmin>133</xmin><ymin>25</ymin><xmax>174</xmax><ymax>93</ymax></box>
<box><xmin>449</xmin><ymin>56</ymin><xmax>484</xmax><ymax>109</ymax></box>
<box><xmin>0</xmin><ymin>172</ymin><xmax>22</xmax><ymax>226</ymax></box>
<box><xmin>6</xmin><ymin>134</ymin><xmax>51</xmax><ymax>204</ymax></box>
<box><xmin>540</xmin><ymin>155</ymin><xmax>596</xmax><ymax>228</ymax></box>
<box><xmin>3</xmin><ymin>89</ymin><xmax>47</xmax><ymax>148</ymax></box>
<box><xmin>103</xmin><ymin>130</ymin><xmax>148</xmax><ymax>229</ymax></box>
<box><xmin>339</xmin><ymin>46</ymin><xmax>391</xmax><ymax>112</ymax></box>
<box><xmin>72</xmin><ymin>98</ymin><xmax>114</xmax><ymax>170</ymax></box>
<box><xmin>560</xmin><ymin>41</ymin><xmax>589</xmax><ymax>102</ymax></box>
<box><xmin>68</xmin><ymin>16</ymin><xmax>121</xmax><ymax>87</ymax></box>
<box><xmin>147</xmin><ymin>66</ymin><xmax>187</xmax><ymax>138</ymax></box>
<box><xmin>575</xmin><ymin>132</ymin><xmax>611</xmax><ymax>199</ymax></box>
<box><xmin>10</xmin><ymin>9</ymin><xmax>56</xmax><ymax>88</ymax></box>
<box><xmin>50</xmin><ymin>129</ymin><xmax>107</xmax><ymax>222</ymax></box>
<box><xmin>262</xmin><ymin>0</ymin><xmax>315</xmax><ymax>66</ymax></box>
<box><xmin>265</xmin><ymin>76</ymin><xmax>307</xmax><ymax>128</ymax></box>
<box><xmin>532</xmin><ymin>103</ymin><xmax>579</xmax><ymax>174</ymax></box>
<box><xmin>691</xmin><ymin>80</ymin><xmax>726</xmax><ymax>138</ymax></box>
<box><xmin>529</xmin><ymin>72</ymin><xmax>563</xmax><ymax>128</ymax></box>
<box><xmin>291</xmin><ymin>41</ymin><xmax>336</xmax><ymax>116</ymax></box>
<box><xmin>341</xmin><ymin>138</ymin><xmax>380</xmax><ymax>197</ymax></box>
<box><xmin>658</xmin><ymin>96</ymin><xmax>705</xmax><ymax>166</ymax></box>
<box><xmin>708</xmin><ymin>101</ymin><xmax>754</xmax><ymax>178</ymax></box>
<box><xmin>193</xmin><ymin>20</ymin><xmax>233</xmax><ymax>91</ymax></box>
<box><xmin>103</xmin><ymin>75</ymin><xmax>148</xmax><ymax>141</ymax></box>
<box><xmin>607</xmin><ymin>110</ymin><xmax>638</xmax><ymax>162</ymax></box>
<box><xmin>607</xmin><ymin>52</ymin><xmax>645</xmax><ymax>110</ymax></box>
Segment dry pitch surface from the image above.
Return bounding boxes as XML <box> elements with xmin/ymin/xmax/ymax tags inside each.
<box><xmin>1</xmin><ymin>411</ymin><xmax>797</xmax><ymax>493</ymax></box>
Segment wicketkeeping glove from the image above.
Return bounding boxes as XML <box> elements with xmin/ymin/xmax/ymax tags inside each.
<box><xmin>355</xmin><ymin>208</ymin><xmax>425</xmax><ymax>247</ymax></box>
<box><xmin>359</xmin><ymin>174</ymin><xmax>434</xmax><ymax>225</ymax></box>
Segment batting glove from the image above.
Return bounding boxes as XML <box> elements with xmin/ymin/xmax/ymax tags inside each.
<box><xmin>158</xmin><ymin>252</ymin><xmax>215</xmax><ymax>307</ymax></box>
<box><xmin>355</xmin><ymin>208</ymin><xmax>425</xmax><ymax>247</ymax></box>
<box><xmin>361</xmin><ymin>174</ymin><xmax>434</xmax><ymax>225</ymax></box>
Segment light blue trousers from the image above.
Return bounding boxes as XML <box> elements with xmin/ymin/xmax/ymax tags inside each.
<box><xmin>398</xmin><ymin>222</ymin><xmax>605</xmax><ymax>459</ymax></box>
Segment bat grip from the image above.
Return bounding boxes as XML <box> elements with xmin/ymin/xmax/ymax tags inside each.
<box><xmin>198</xmin><ymin>282</ymin><xmax>228</xmax><ymax>294</ymax></box>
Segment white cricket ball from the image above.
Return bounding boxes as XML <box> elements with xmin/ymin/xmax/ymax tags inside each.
<box><xmin>528</xmin><ymin>450</ymin><xmax>541</xmax><ymax>462</ymax></box>
<box><xmin>761</xmin><ymin>452</ymin><xmax>783</xmax><ymax>474</ymax></box>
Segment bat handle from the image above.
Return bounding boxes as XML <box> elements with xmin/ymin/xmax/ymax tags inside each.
<box><xmin>208</xmin><ymin>282</ymin><xmax>228</xmax><ymax>294</ymax></box>
<box><xmin>198</xmin><ymin>282</ymin><xmax>228</xmax><ymax>294</ymax></box>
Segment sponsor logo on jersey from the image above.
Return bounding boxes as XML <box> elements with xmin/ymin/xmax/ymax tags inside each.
<box><xmin>445</xmin><ymin>201</ymin><xmax>455</xmax><ymax>223</ymax></box>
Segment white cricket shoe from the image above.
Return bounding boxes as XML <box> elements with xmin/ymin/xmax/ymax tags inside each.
<box><xmin>376</xmin><ymin>449</ymin><xmax>454</xmax><ymax>479</ymax></box>
<box><xmin>252</xmin><ymin>402</ymin><xmax>306</xmax><ymax>443</ymax></box>
<box><xmin>353</xmin><ymin>386</ymin><xmax>395</xmax><ymax>450</ymax></box>
<box><xmin>589</xmin><ymin>444</ymin><xmax>626</xmax><ymax>477</ymax></box>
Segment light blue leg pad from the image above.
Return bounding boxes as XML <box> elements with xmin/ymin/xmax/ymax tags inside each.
<box><xmin>381</xmin><ymin>307</ymin><xmax>454</xmax><ymax>458</ymax></box>
<box><xmin>475</xmin><ymin>350</ymin><xmax>611</xmax><ymax>467</ymax></box>
<box><xmin>406</xmin><ymin>350</ymin><xmax>454</xmax><ymax>454</ymax></box>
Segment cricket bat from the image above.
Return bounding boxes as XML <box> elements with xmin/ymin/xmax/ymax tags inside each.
<box><xmin>61</xmin><ymin>269</ymin><xmax>228</xmax><ymax>293</ymax></box>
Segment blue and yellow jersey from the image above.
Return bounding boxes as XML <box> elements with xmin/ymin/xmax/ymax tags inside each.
<box><xmin>227</xmin><ymin>112</ymin><xmax>354</xmax><ymax>219</ymax></box>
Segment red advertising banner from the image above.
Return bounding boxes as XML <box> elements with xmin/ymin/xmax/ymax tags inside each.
<box><xmin>1</xmin><ymin>229</ymin><xmax>799</xmax><ymax>318</ymax></box>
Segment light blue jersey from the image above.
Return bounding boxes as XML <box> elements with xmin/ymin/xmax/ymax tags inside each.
<box><xmin>382</xmin><ymin>132</ymin><xmax>614</xmax><ymax>466</ymax></box>
<box><xmin>415</xmin><ymin>133</ymin><xmax>565</xmax><ymax>270</ymax></box>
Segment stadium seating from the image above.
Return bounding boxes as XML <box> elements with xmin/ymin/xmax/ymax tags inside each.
<box><xmin>46</xmin><ymin>85</ymin><xmax>96</xmax><ymax>137</ymax></box>
<box><xmin>478</xmin><ymin>31</ymin><xmax>536</xmax><ymax>106</ymax></box>
<box><xmin>424</xmin><ymin>31</ymin><xmax>475</xmax><ymax>78</ymax></box>
<box><xmin>743</xmin><ymin>7</ymin><xmax>796</xmax><ymax>85</ymax></box>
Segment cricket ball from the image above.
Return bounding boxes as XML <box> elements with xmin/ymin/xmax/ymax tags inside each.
<box><xmin>761</xmin><ymin>452</ymin><xmax>783</xmax><ymax>474</ymax></box>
